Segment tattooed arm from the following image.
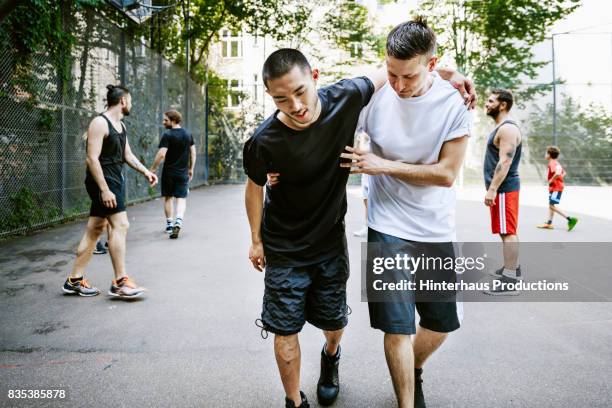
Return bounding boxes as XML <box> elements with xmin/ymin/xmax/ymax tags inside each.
<box><xmin>124</xmin><ymin>137</ymin><xmax>158</xmax><ymax>187</ymax></box>
<box><xmin>484</xmin><ymin>125</ymin><xmax>521</xmax><ymax>206</ymax></box>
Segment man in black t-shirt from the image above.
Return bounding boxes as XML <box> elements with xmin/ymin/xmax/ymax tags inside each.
<box><xmin>244</xmin><ymin>49</ymin><xmax>474</xmax><ymax>408</ymax></box>
<box><xmin>151</xmin><ymin>110</ymin><xmax>196</xmax><ymax>239</ymax></box>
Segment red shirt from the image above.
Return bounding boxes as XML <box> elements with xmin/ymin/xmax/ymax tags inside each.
<box><xmin>547</xmin><ymin>159</ymin><xmax>564</xmax><ymax>192</ymax></box>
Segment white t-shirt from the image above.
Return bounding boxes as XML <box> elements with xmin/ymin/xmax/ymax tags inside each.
<box><xmin>360</xmin><ymin>73</ymin><xmax>472</xmax><ymax>242</ymax></box>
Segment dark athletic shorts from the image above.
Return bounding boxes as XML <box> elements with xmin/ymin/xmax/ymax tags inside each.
<box><xmin>367</xmin><ymin>228</ymin><xmax>461</xmax><ymax>335</ymax></box>
<box><xmin>85</xmin><ymin>174</ymin><xmax>126</xmax><ymax>218</ymax></box>
<box><xmin>261</xmin><ymin>251</ymin><xmax>350</xmax><ymax>336</ymax></box>
<box><xmin>549</xmin><ymin>190</ymin><xmax>562</xmax><ymax>205</ymax></box>
<box><xmin>161</xmin><ymin>172</ymin><xmax>189</xmax><ymax>198</ymax></box>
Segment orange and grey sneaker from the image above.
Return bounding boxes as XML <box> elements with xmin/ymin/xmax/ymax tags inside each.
<box><xmin>109</xmin><ymin>276</ymin><xmax>145</xmax><ymax>298</ymax></box>
<box><xmin>537</xmin><ymin>222</ymin><xmax>554</xmax><ymax>229</ymax></box>
<box><xmin>62</xmin><ymin>276</ymin><xmax>100</xmax><ymax>297</ymax></box>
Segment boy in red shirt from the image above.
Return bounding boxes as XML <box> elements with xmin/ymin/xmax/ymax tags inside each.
<box><xmin>537</xmin><ymin>146</ymin><xmax>578</xmax><ymax>230</ymax></box>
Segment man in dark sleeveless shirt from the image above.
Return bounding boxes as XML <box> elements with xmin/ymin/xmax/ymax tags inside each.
<box><xmin>482</xmin><ymin>89</ymin><xmax>523</xmax><ymax>296</ymax></box>
<box><xmin>62</xmin><ymin>85</ymin><xmax>158</xmax><ymax>298</ymax></box>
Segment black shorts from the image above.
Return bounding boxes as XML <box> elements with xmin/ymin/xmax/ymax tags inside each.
<box><xmin>367</xmin><ymin>228</ymin><xmax>461</xmax><ymax>335</ymax></box>
<box><xmin>549</xmin><ymin>191</ymin><xmax>562</xmax><ymax>205</ymax></box>
<box><xmin>261</xmin><ymin>252</ymin><xmax>350</xmax><ymax>336</ymax></box>
<box><xmin>85</xmin><ymin>174</ymin><xmax>126</xmax><ymax>218</ymax></box>
<box><xmin>161</xmin><ymin>172</ymin><xmax>189</xmax><ymax>198</ymax></box>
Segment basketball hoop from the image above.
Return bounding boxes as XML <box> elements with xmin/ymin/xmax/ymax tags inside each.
<box><xmin>107</xmin><ymin>0</ymin><xmax>175</xmax><ymax>24</ymax></box>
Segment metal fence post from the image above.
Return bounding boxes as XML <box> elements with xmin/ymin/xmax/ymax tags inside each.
<box><xmin>551</xmin><ymin>34</ymin><xmax>557</xmax><ymax>147</ymax></box>
<box><xmin>205</xmin><ymin>83</ymin><xmax>209</xmax><ymax>183</ymax></box>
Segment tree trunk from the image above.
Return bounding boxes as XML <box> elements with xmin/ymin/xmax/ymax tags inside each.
<box><xmin>75</xmin><ymin>8</ymin><xmax>94</xmax><ymax>108</ymax></box>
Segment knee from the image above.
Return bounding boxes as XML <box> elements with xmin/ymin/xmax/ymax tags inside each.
<box><xmin>384</xmin><ymin>333</ymin><xmax>411</xmax><ymax>348</ymax></box>
<box><xmin>89</xmin><ymin>223</ymin><xmax>106</xmax><ymax>236</ymax></box>
<box><xmin>275</xmin><ymin>334</ymin><xmax>299</xmax><ymax>363</ymax></box>
<box><xmin>113</xmin><ymin>220</ymin><xmax>130</xmax><ymax>233</ymax></box>
<box><xmin>326</xmin><ymin>336</ymin><xmax>341</xmax><ymax>347</ymax></box>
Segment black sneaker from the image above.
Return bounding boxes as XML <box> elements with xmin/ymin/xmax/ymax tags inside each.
<box><xmin>317</xmin><ymin>345</ymin><xmax>340</xmax><ymax>406</ymax></box>
<box><xmin>415</xmin><ymin>368</ymin><xmax>426</xmax><ymax>408</ymax></box>
<box><xmin>285</xmin><ymin>391</ymin><xmax>309</xmax><ymax>408</ymax></box>
<box><xmin>489</xmin><ymin>265</ymin><xmax>521</xmax><ymax>278</ymax></box>
<box><xmin>62</xmin><ymin>277</ymin><xmax>100</xmax><ymax>296</ymax></box>
<box><xmin>165</xmin><ymin>224</ymin><xmax>173</xmax><ymax>234</ymax></box>
<box><xmin>93</xmin><ymin>241</ymin><xmax>107</xmax><ymax>255</ymax></box>
<box><xmin>169</xmin><ymin>225</ymin><xmax>181</xmax><ymax>239</ymax></box>
<box><xmin>484</xmin><ymin>274</ymin><xmax>521</xmax><ymax>296</ymax></box>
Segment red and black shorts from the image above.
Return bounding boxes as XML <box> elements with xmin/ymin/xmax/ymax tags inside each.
<box><xmin>489</xmin><ymin>190</ymin><xmax>519</xmax><ymax>235</ymax></box>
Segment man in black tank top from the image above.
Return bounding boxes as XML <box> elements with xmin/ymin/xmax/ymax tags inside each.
<box><xmin>62</xmin><ymin>85</ymin><xmax>158</xmax><ymax>299</ymax></box>
<box><xmin>482</xmin><ymin>89</ymin><xmax>523</xmax><ymax>296</ymax></box>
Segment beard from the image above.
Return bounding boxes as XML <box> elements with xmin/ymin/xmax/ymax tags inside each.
<box><xmin>486</xmin><ymin>105</ymin><xmax>500</xmax><ymax>119</ymax></box>
<box><xmin>164</xmin><ymin>123</ymin><xmax>173</xmax><ymax>129</ymax></box>
<box><xmin>122</xmin><ymin>106</ymin><xmax>130</xmax><ymax>116</ymax></box>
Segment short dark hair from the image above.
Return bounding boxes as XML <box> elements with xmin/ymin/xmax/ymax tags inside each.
<box><xmin>262</xmin><ymin>48</ymin><xmax>311</xmax><ymax>87</ymax></box>
<box><xmin>106</xmin><ymin>84</ymin><xmax>130</xmax><ymax>107</ymax></box>
<box><xmin>547</xmin><ymin>146</ymin><xmax>560</xmax><ymax>159</ymax></box>
<box><xmin>491</xmin><ymin>88</ymin><xmax>514</xmax><ymax>111</ymax></box>
<box><xmin>164</xmin><ymin>109</ymin><xmax>182</xmax><ymax>124</ymax></box>
<box><xmin>386</xmin><ymin>16</ymin><xmax>436</xmax><ymax>60</ymax></box>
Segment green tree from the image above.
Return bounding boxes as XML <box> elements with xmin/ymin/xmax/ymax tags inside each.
<box><xmin>525</xmin><ymin>96</ymin><xmax>612</xmax><ymax>185</ymax></box>
<box><xmin>420</xmin><ymin>0</ymin><xmax>580</xmax><ymax>102</ymax></box>
<box><xmin>150</xmin><ymin>0</ymin><xmax>312</xmax><ymax>83</ymax></box>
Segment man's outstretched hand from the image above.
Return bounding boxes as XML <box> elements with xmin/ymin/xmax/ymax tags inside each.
<box><xmin>449</xmin><ymin>72</ymin><xmax>477</xmax><ymax>109</ymax></box>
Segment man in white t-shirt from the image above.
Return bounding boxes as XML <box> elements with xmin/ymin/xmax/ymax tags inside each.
<box><xmin>341</xmin><ymin>17</ymin><xmax>472</xmax><ymax>408</ymax></box>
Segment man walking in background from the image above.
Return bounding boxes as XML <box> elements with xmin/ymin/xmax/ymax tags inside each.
<box><xmin>150</xmin><ymin>110</ymin><xmax>196</xmax><ymax>239</ymax></box>
<box><xmin>537</xmin><ymin>146</ymin><xmax>578</xmax><ymax>231</ymax></box>
<box><xmin>482</xmin><ymin>89</ymin><xmax>523</xmax><ymax>296</ymax></box>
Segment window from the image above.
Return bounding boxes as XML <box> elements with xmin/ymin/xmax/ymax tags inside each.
<box><xmin>139</xmin><ymin>36</ymin><xmax>147</xmax><ymax>58</ymax></box>
<box><xmin>350</xmin><ymin>42</ymin><xmax>363</xmax><ymax>59</ymax></box>
<box><xmin>226</xmin><ymin>79</ymin><xmax>243</xmax><ymax>108</ymax></box>
<box><xmin>221</xmin><ymin>30</ymin><xmax>243</xmax><ymax>58</ymax></box>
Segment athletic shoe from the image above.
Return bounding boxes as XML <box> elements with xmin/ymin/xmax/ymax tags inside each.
<box><xmin>415</xmin><ymin>368</ymin><xmax>426</xmax><ymax>408</ymax></box>
<box><xmin>108</xmin><ymin>276</ymin><xmax>145</xmax><ymax>298</ymax></box>
<box><xmin>353</xmin><ymin>226</ymin><xmax>367</xmax><ymax>237</ymax></box>
<box><xmin>317</xmin><ymin>345</ymin><xmax>340</xmax><ymax>406</ymax></box>
<box><xmin>62</xmin><ymin>277</ymin><xmax>100</xmax><ymax>297</ymax></box>
<box><xmin>165</xmin><ymin>224</ymin><xmax>173</xmax><ymax>234</ymax></box>
<box><xmin>489</xmin><ymin>265</ymin><xmax>521</xmax><ymax>278</ymax></box>
<box><xmin>169</xmin><ymin>225</ymin><xmax>181</xmax><ymax>239</ymax></box>
<box><xmin>489</xmin><ymin>266</ymin><xmax>504</xmax><ymax>278</ymax></box>
<box><xmin>93</xmin><ymin>241</ymin><xmax>107</xmax><ymax>254</ymax></box>
<box><xmin>285</xmin><ymin>391</ymin><xmax>310</xmax><ymax>408</ymax></box>
<box><xmin>484</xmin><ymin>275</ymin><xmax>521</xmax><ymax>296</ymax></box>
<box><xmin>567</xmin><ymin>217</ymin><xmax>578</xmax><ymax>231</ymax></box>
<box><xmin>537</xmin><ymin>223</ymin><xmax>554</xmax><ymax>229</ymax></box>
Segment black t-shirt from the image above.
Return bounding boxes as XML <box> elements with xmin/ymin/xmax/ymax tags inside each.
<box><xmin>243</xmin><ymin>77</ymin><xmax>375</xmax><ymax>267</ymax></box>
<box><xmin>159</xmin><ymin>128</ymin><xmax>194</xmax><ymax>176</ymax></box>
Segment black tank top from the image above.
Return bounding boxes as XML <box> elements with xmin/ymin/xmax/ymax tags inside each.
<box><xmin>483</xmin><ymin>120</ymin><xmax>521</xmax><ymax>193</ymax></box>
<box><xmin>86</xmin><ymin>114</ymin><xmax>126</xmax><ymax>184</ymax></box>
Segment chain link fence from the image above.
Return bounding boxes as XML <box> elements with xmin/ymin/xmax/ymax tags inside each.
<box><xmin>207</xmin><ymin>78</ymin><xmax>612</xmax><ymax>189</ymax></box>
<box><xmin>2</xmin><ymin>12</ymin><xmax>610</xmax><ymax>237</ymax></box>
<box><xmin>462</xmin><ymin>82</ymin><xmax>612</xmax><ymax>187</ymax></box>
<box><xmin>0</xmin><ymin>12</ymin><xmax>209</xmax><ymax>238</ymax></box>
